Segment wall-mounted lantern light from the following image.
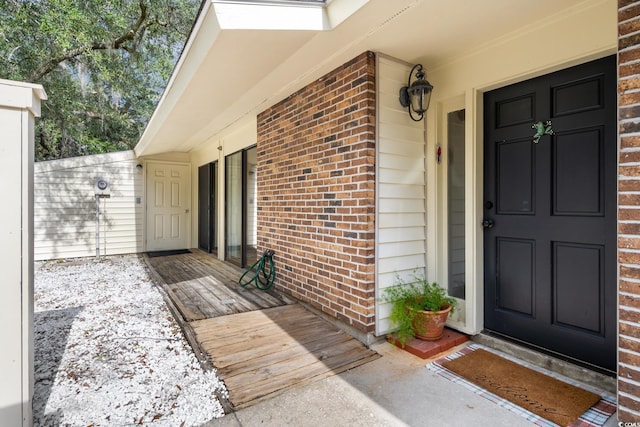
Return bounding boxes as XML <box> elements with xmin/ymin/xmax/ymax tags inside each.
<box><xmin>399</xmin><ymin>64</ymin><xmax>433</xmax><ymax>122</ymax></box>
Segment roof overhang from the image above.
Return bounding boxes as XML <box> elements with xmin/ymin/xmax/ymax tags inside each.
<box><xmin>135</xmin><ymin>0</ymin><xmax>369</xmax><ymax>156</ymax></box>
<box><xmin>135</xmin><ymin>0</ymin><xmax>614</xmax><ymax>157</ymax></box>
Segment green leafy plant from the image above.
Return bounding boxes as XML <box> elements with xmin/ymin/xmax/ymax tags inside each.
<box><xmin>382</xmin><ymin>271</ymin><xmax>457</xmax><ymax>346</ymax></box>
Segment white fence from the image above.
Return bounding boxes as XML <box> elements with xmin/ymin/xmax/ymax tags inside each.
<box><xmin>34</xmin><ymin>150</ymin><xmax>144</xmax><ymax>260</ymax></box>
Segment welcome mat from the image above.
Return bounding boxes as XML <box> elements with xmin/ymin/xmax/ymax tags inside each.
<box><xmin>428</xmin><ymin>345</ymin><xmax>616</xmax><ymax>427</ymax></box>
<box><xmin>146</xmin><ymin>249</ymin><xmax>191</xmax><ymax>258</ymax></box>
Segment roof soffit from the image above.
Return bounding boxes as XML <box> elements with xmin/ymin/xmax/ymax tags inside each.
<box><xmin>135</xmin><ymin>0</ymin><xmax>608</xmax><ymax>156</ymax></box>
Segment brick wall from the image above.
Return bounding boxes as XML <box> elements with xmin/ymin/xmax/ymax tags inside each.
<box><xmin>619</xmin><ymin>0</ymin><xmax>640</xmax><ymax>421</ymax></box>
<box><xmin>256</xmin><ymin>51</ymin><xmax>377</xmax><ymax>336</ymax></box>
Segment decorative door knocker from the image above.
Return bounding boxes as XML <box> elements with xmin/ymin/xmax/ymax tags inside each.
<box><xmin>532</xmin><ymin>120</ymin><xmax>554</xmax><ymax>144</ymax></box>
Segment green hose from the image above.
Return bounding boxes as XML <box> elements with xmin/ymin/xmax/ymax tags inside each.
<box><xmin>238</xmin><ymin>249</ymin><xmax>276</xmax><ymax>291</ymax></box>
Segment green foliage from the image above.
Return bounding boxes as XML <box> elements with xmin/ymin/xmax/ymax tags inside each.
<box><xmin>382</xmin><ymin>271</ymin><xmax>457</xmax><ymax>346</ymax></box>
<box><xmin>0</xmin><ymin>0</ymin><xmax>200</xmax><ymax>160</ymax></box>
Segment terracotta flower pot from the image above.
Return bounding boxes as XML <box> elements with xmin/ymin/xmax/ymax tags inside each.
<box><xmin>410</xmin><ymin>305</ymin><xmax>452</xmax><ymax>341</ymax></box>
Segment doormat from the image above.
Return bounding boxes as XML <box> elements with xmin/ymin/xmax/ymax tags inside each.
<box><xmin>146</xmin><ymin>249</ymin><xmax>191</xmax><ymax>258</ymax></box>
<box><xmin>428</xmin><ymin>344</ymin><xmax>616</xmax><ymax>427</ymax></box>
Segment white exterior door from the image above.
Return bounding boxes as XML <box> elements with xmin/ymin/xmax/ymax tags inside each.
<box><xmin>146</xmin><ymin>161</ymin><xmax>191</xmax><ymax>251</ymax></box>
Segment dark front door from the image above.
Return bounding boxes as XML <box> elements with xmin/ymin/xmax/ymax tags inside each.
<box><xmin>483</xmin><ymin>56</ymin><xmax>616</xmax><ymax>372</ymax></box>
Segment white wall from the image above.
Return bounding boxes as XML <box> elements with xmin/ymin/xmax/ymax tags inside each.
<box><xmin>33</xmin><ymin>151</ymin><xmax>144</xmax><ymax>260</ymax></box>
<box><xmin>0</xmin><ymin>79</ymin><xmax>45</xmax><ymax>426</ymax></box>
<box><xmin>375</xmin><ymin>56</ymin><xmax>427</xmax><ymax>335</ymax></box>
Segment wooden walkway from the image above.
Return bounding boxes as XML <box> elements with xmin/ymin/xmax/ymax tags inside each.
<box><xmin>146</xmin><ymin>250</ymin><xmax>294</xmax><ymax>321</ymax></box>
<box><xmin>192</xmin><ymin>304</ymin><xmax>380</xmax><ymax>408</ymax></box>
<box><xmin>144</xmin><ymin>250</ymin><xmax>380</xmax><ymax>410</ymax></box>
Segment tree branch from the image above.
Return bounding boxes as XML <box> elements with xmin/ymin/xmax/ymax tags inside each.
<box><xmin>28</xmin><ymin>0</ymin><xmax>149</xmax><ymax>82</ymax></box>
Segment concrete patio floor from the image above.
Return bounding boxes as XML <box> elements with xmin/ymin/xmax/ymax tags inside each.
<box><xmin>203</xmin><ymin>340</ymin><xmax>618</xmax><ymax>427</ymax></box>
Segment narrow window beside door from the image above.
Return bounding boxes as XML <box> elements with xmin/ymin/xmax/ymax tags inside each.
<box><xmin>448</xmin><ymin>109</ymin><xmax>466</xmax><ymax>299</ymax></box>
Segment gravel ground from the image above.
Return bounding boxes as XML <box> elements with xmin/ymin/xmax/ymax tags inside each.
<box><xmin>33</xmin><ymin>254</ymin><xmax>227</xmax><ymax>426</ymax></box>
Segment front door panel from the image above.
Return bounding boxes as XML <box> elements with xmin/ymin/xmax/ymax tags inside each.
<box><xmin>483</xmin><ymin>56</ymin><xmax>616</xmax><ymax>372</ymax></box>
<box><xmin>146</xmin><ymin>162</ymin><xmax>191</xmax><ymax>252</ymax></box>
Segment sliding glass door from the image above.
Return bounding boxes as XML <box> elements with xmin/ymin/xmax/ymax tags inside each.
<box><xmin>225</xmin><ymin>147</ymin><xmax>257</xmax><ymax>267</ymax></box>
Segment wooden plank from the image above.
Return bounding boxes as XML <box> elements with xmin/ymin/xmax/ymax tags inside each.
<box><xmin>190</xmin><ymin>305</ymin><xmax>309</xmax><ymax>338</ymax></box>
<box><xmin>197</xmin><ymin>303</ymin><xmax>308</xmax><ymax>325</ymax></box>
<box><xmin>190</xmin><ymin>308</ymin><xmax>321</xmax><ymax>346</ymax></box>
<box><xmin>230</xmin><ymin>354</ymin><xmax>379</xmax><ymax>409</ymax></box>
<box><xmin>214</xmin><ymin>331</ymin><xmax>354</xmax><ymax>376</ymax></box>
<box><xmin>181</xmin><ymin>250</ymin><xmax>294</xmax><ymax>304</ymax></box>
<box><xmin>227</xmin><ymin>340</ymin><xmax>379</xmax><ymax>406</ymax></box>
<box><xmin>227</xmin><ymin>344</ymin><xmax>379</xmax><ymax>400</ymax></box>
<box><xmin>196</xmin><ymin>318</ymin><xmax>332</xmax><ymax>353</ymax></box>
<box><xmin>164</xmin><ymin>285</ymin><xmax>205</xmax><ymax>321</ymax></box>
<box><xmin>167</xmin><ymin>279</ymin><xmax>235</xmax><ymax>320</ymax></box>
<box><xmin>169</xmin><ymin>282</ymin><xmax>213</xmax><ymax>319</ymax></box>
<box><xmin>183</xmin><ymin>280</ymin><xmax>230</xmax><ymax>318</ymax></box>
<box><xmin>224</xmin><ymin>338</ymin><xmax>370</xmax><ymax>387</ymax></box>
<box><xmin>147</xmin><ymin>250</ymin><xmax>292</xmax><ymax>319</ymax></box>
<box><xmin>190</xmin><ymin>278</ymin><xmax>257</xmax><ymax>315</ymax></box>
<box><xmin>198</xmin><ymin>320</ymin><xmax>345</xmax><ymax>368</ymax></box>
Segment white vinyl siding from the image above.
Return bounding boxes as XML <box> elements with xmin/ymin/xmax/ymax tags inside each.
<box><xmin>375</xmin><ymin>56</ymin><xmax>427</xmax><ymax>335</ymax></box>
<box><xmin>34</xmin><ymin>150</ymin><xmax>144</xmax><ymax>260</ymax></box>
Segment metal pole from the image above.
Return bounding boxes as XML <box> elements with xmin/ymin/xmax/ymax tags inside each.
<box><xmin>95</xmin><ymin>194</ymin><xmax>100</xmax><ymax>258</ymax></box>
<box><xmin>103</xmin><ymin>197</ymin><xmax>107</xmax><ymax>257</ymax></box>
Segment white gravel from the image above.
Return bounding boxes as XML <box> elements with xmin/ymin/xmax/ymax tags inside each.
<box><xmin>33</xmin><ymin>254</ymin><xmax>228</xmax><ymax>426</ymax></box>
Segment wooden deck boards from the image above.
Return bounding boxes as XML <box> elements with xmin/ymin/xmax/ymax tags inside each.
<box><xmin>144</xmin><ymin>250</ymin><xmax>380</xmax><ymax>410</ymax></box>
<box><xmin>146</xmin><ymin>250</ymin><xmax>294</xmax><ymax>321</ymax></box>
<box><xmin>191</xmin><ymin>305</ymin><xmax>380</xmax><ymax>409</ymax></box>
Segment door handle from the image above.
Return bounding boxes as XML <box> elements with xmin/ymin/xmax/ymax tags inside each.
<box><xmin>482</xmin><ymin>218</ymin><xmax>494</xmax><ymax>229</ymax></box>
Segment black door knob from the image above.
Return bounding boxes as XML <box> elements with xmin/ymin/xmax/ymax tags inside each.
<box><xmin>482</xmin><ymin>219</ymin><xmax>494</xmax><ymax>229</ymax></box>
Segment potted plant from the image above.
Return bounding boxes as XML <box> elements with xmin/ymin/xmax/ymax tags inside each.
<box><xmin>382</xmin><ymin>272</ymin><xmax>457</xmax><ymax>346</ymax></box>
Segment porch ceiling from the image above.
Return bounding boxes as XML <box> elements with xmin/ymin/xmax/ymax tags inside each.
<box><xmin>135</xmin><ymin>0</ymin><xmax>591</xmax><ymax>157</ymax></box>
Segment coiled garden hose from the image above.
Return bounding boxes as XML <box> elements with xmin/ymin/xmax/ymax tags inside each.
<box><xmin>238</xmin><ymin>249</ymin><xmax>276</xmax><ymax>291</ymax></box>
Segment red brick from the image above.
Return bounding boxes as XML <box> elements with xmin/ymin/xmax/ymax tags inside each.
<box><xmin>618</xmin><ymin>209</ymin><xmax>640</xmax><ymax>221</ymax></box>
<box><xmin>619</xmin><ymin>408</ymin><xmax>640</xmax><ymax>424</ymax></box>
<box><xmin>256</xmin><ymin>52</ymin><xmax>377</xmax><ymax>334</ymax></box>
<box><xmin>621</xmin><ymin>90</ymin><xmax>640</xmax><ymax>110</ymax></box>
<box><xmin>620</xmin><ymin>46</ymin><xmax>640</xmax><ymax>65</ymax></box>
<box><xmin>620</xmin><ymin>236</ymin><xmax>640</xmax><ymax>249</ymax></box>
<box><xmin>621</xmin><ymin>348</ymin><xmax>640</xmax><ymax>367</ymax></box>
<box><xmin>620</xmin><ymin>278</ymin><xmax>640</xmax><ymax>291</ymax></box>
<box><xmin>621</xmin><ymin>322</ymin><xmax>640</xmax><ymax>340</ymax></box>
<box><xmin>620</xmin><ymin>16</ymin><xmax>640</xmax><ymax>36</ymax></box>
<box><xmin>388</xmin><ymin>328</ymin><xmax>469</xmax><ymax>359</ymax></box>
<box><xmin>619</xmin><ymin>179</ymin><xmax>640</xmax><ymax>191</ymax></box>
<box><xmin>619</xmin><ymin>394</ymin><xmax>640</xmax><ymax>413</ymax></box>
<box><xmin>621</xmin><ymin>252</ymin><xmax>640</xmax><ymax>266</ymax></box>
<box><xmin>621</xmin><ymin>336</ymin><xmax>640</xmax><ymax>353</ymax></box>
<box><xmin>621</xmin><ymin>308</ymin><xmax>640</xmax><ymax>324</ymax></box>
